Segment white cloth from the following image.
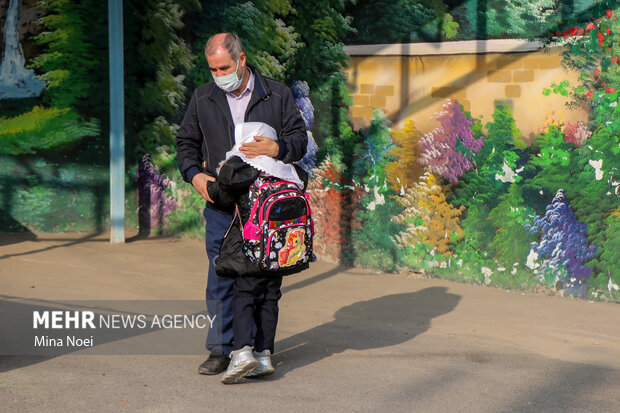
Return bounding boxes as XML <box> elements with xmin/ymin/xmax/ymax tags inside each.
<box><xmin>226</xmin><ymin>122</ymin><xmax>304</xmax><ymax>187</ymax></box>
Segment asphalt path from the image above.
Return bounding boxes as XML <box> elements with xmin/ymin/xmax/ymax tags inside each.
<box><xmin>1</xmin><ymin>233</ymin><xmax>619</xmax><ymax>412</ymax></box>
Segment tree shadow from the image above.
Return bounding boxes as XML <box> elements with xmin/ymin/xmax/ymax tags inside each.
<box><xmin>268</xmin><ymin>286</ymin><xmax>460</xmax><ymax>379</ymax></box>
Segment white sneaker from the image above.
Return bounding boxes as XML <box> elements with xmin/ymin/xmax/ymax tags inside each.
<box><xmin>246</xmin><ymin>349</ymin><xmax>275</xmax><ymax>378</ymax></box>
<box><xmin>220</xmin><ymin>346</ymin><xmax>258</xmax><ymax>384</ymax></box>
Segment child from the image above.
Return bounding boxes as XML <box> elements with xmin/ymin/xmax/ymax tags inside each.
<box><xmin>206</xmin><ymin>122</ymin><xmax>309</xmax><ymax>384</ymax></box>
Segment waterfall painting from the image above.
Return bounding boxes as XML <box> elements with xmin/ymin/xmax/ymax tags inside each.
<box><xmin>0</xmin><ymin>0</ymin><xmax>45</xmax><ymax>99</ymax></box>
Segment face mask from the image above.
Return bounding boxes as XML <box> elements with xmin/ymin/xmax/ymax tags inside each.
<box><xmin>213</xmin><ymin>57</ymin><xmax>244</xmax><ymax>92</ymax></box>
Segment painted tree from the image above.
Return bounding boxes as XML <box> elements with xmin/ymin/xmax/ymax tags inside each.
<box><xmin>487</xmin><ymin>184</ymin><xmax>537</xmax><ymax>266</ymax></box>
<box><xmin>286</xmin><ymin>0</ymin><xmax>358</xmax><ymax>173</ymax></box>
<box><xmin>30</xmin><ymin>0</ymin><xmax>107</xmax><ymax>112</ymax></box>
<box><xmin>123</xmin><ymin>0</ymin><xmax>198</xmax><ymax>158</ymax></box>
<box><xmin>542</xmin><ymin>6</ymin><xmax>620</xmax><ymax>282</ymax></box>
<box><xmin>385</xmin><ymin>119</ymin><xmax>426</xmax><ymax>194</ymax></box>
<box><xmin>569</xmin><ymin>126</ymin><xmax>620</xmax><ymax>278</ymax></box>
<box><xmin>451</xmin><ymin>102</ymin><xmax>525</xmax><ymax>261</ymax></box>
<box><xmin>525</xmin><ymin>189</ymin><xmax>598</xmax><ymax>295</ymax></box>
<box><xmin>453</xmin><ymin>0</ymin><xmax>558</xmax><ymax>39</ymax></box>
<box><xmin>352</xmin><ymin>110</ymin><xmax>394</xmax><ymax>185</ymax></box>
<box><xmin>529</xmin><ymin>125</ymin><xmax>577</xmax><ymax>196</ymax></box>
<box><xmin>418</xmin><ymin>98</ymin><xmax>484</xmax><ymax>184</ymax></box>
<box><xmin>287</xmin><ymin>0</ymin><xmax>354</xmax><ymax>89</ymax></box>
<box><xmin>346</xmin><ymin>0</ymin><xmax>435</xmax><ymax>43</ymax></box>
<box><xmin>187</xmin><ymin>0</ymin><xmax>300</xmax><ymax>86</ymax></box>
<box><xmin>351</xmin><ymin>110</ymin><xmax>401</xmax><ymax>271</ymax></box>
<box><xmin>393</xmin><ymin>172</ymin><xmax>465</xmax><ymax>257</ymax></box>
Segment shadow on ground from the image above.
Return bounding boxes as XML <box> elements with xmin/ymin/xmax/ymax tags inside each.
<box><xmin>270</xmin><ymin>286</ymin><xmax>461</xmax><ymax>378</ymax></box>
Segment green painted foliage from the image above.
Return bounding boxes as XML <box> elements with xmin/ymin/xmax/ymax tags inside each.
<box><xmin>454</xmin><ymin>0</ymin><xmax>558</xmax><ymax>39</ymax></box>
<box><xmin>488</xmin><ymin>184</ymin><xmax>537</xmax><ymax>265</ymax></box>
<box><xmin>30</xmin><ymin>0</ymin><xmax>107</xmax><ymax>112</ymax></box>
<box><xmin>124</xmin><ymin>0</ymin><xmax>197</xmax><ymax>158</ymax></box>
<box><xmin>0</xmin><ymin>107</ymin><xmax>99</xmax><ymax>155</ymax></box>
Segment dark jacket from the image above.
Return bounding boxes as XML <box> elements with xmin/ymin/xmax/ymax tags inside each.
<box><xmin>175</xmin><ymin>66</ymin><xmax>308</xmax><ymax>184</ymax></box>
<box><xmin>208</xmin><ymin>156</ymin><xmax>309</xmax><ymax>278</ymax></box>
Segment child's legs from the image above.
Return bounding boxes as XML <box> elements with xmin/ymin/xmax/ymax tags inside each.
<box><xmin>231</xmin><ymin>276</ymin><xmax>257</xmax><ymax>351</ymax></box>
<box><xmin>254</xmin><ymin>276</ymin><xmax>283</xmax><ymax>353</ymax></box>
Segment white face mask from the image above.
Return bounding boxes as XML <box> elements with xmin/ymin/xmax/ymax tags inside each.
<box><xmin>213</xmin><ymin>57</ymin><xmax>244</xmax><ymax>93</ymax></box>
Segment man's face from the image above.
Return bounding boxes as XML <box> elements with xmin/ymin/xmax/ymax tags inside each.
<box><xmin>206</xmin><ymin>48</ymin><xmax>245</xmax><ymax>78</ymax></box>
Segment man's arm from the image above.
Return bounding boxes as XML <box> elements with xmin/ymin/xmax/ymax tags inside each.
<box><xmin>239</xmin><ymin>85</ymin><xmax>307</xmax><ymax>163</ymax></box>
<box><xmin>175</xmin><ymin>90</ymin><xmax>215</xmax><ymax>203</ymax></box>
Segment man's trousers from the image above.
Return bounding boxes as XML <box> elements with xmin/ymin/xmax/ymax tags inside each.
<box><xmin>203</xmin><ymin>204</ymin><xmax>235</xmax><ymax>355</ymax></box>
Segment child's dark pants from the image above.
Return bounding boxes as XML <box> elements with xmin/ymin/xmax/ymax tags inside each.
<box><xmin>232</xmin><ymin>275</ymin><xmax>283</xmax><ymax>353</ymax></box>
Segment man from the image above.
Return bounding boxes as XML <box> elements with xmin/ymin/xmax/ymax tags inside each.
<box><xmin>176</xmin><ymin>33</ymin><xmax>307</xmax><ymax>375</ymax></box>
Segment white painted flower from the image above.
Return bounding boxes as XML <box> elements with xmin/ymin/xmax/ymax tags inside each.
<box><xmin>589</xmin><ymin>159</ymin><xmax>603</xmax><ymax>180</ymax></box>
<box><xmin>274</xmin><ymin>242</ymin><xmax>282</xmax><ymax>249</ymax></box>
<box><xmin>270</xmin><ymin>251</ymin><xmax>277</xmax><ymax>259</ymax></box>
<box><xmin>481</xmin><ymin>267</ymin><xmax>493</xmax><ymax>285</ymax></box>
<box><xmin>526</xmin><ymin>249</ymin><xmax>539</xmax><ymax>270</ymax></box>
<box><xmin>610</xmin><ymin>101</ymin><xmax>618</xmax><ymax>107</ymax></box>
<box><xmin>608</xmin><ymin>277</ymin><xmax>619</xmax><ymax>293</ymax></box>
<box><xmin>495</xmin><ymin>162</ymin><xmax>518</xmax><ymax>183</ymax></box>
<box><xmin>497</xmin><ymin>266</ymin><xmax>506</xmax><ymax>272</ymax></box>
<box><xmin>511</xmin><ymin>267</ymin><xmax>517</xmax><ymax>275</ymax></box>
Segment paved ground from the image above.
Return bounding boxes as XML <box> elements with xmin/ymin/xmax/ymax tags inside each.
<box><xmin>1</xmin><ymin>233</ymin><xmax>620</xmax><ymax>412</ymax></box>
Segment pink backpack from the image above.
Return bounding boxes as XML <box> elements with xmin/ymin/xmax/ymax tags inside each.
<box><xmin>242</xmin><ymin>173</ymin><xmax>314</xmax><ymax>272</ymax></box>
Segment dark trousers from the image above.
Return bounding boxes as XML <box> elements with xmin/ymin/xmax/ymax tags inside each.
<box><xmin>203</xmin><ymin>205</ymin><xmax>235</xmax><ymax>355</ymax></box>
<box><xmin>232</xmin><ymin>275</ymin><xmax>283</xmax><ymax>353</ymax></box>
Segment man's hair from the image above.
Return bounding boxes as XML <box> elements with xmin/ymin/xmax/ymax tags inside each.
<box><xmin>205</xmin><ymin>33</ymin><xmax>244</xmax><ymax>61</ymax></box>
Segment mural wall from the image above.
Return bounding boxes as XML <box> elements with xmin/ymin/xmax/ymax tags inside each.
<box><xmin>344</xmin><ymin>41</ymin><xmax>588</xmax><ymax>138</ymax></box>
<box><xmin>0</xmin><ymin>1</ymin><xmax>618</xmax><ymax>302</ymax></box>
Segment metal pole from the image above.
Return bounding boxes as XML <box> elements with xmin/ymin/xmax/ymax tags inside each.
<box><xmin>108</xmin><ymin>0</ymin><xmax>125</xmax><ymax>243</ymax></box>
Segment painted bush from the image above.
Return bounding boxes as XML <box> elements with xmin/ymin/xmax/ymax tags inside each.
<box><xmin>135</xmin><ymin>154</ymin><xmax>178</xmax><ymax>234</ymax></box>
<box><xmin>525</xmin><ymin>190</ymin><xmax>598</xmax><ymax>295</ymax></box>
<box><xmin>418</xmin><ymin>98</ymin><xmax>484</xmax><ymax>184</ymax></box>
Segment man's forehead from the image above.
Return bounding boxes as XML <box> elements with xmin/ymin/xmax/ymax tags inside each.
<box><xmin>207</xmin><ymin>53</ymin><xmax>236</xmax><ymax>67</ymax></box>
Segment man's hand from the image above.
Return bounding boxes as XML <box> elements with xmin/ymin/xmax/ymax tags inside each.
<box><xmin>239</xmin><ymin>135</ymin><xmax>279</xmax><ymax>158</ymax></box>
<box><xmin>191</xmin><ymin>173</ymin><xmax>216</xmax><ymax>203</ymax></box>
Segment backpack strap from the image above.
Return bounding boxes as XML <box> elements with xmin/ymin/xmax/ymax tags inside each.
<box><xmin>243</xmin><ymin>195</ymin><xmax>261</xmax><ymax>241</ymax></box>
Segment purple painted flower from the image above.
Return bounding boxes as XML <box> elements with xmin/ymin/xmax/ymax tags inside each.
<box><xmin>526</xmin><ymin>189</ymin><xmax>597</xmax><ymax>295</ymax></box>
<box><xmin>135</xmin><ymin>154</ymin><xmax>177</xmax><ymax>232</ymax></box>
<box><xmin>292</xmin><ymin>80</ymin><xmax>314</xmax><ymax>131</ymax></box>
<box><xmin>418</xmin><ymin>99</ymin><xmax>484</xmax><ymax>184</ymax></box>
<box><xmin>292</xmin><ymin>80</ymin><xmax>318</xmax><ymax>176</ymax></box>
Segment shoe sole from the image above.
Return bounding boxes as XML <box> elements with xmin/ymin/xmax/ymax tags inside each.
<box><xmin>198</xmin><ymin>366</ymin><xmax>228</xmax><ymax>375</ymax></box>
<box><xmin>246</xmin><ymin>368</ymin><xmax>275</xmax><ymax>378</ymax></box>
<box><xmin>220</xmin><ymin>360</ymin><xmax>259</xmax><ymax>384</ymax></box>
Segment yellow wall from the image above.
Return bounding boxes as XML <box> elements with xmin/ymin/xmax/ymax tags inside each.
<box><xmin>344</xmin><ymin>46</ymin><xmax>588</xmax><ymax>140</ymax></box>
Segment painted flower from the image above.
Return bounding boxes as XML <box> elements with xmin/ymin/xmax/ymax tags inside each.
<box><xmin>605</xmin><ymin>87</ymin><xmax>616</xmax><ymax>94</ymax></box>
<box><xmin>605</xmin><ymin>9</ymin><xmax>613</xmax><ymax>19</ymax></box>
<box><xmin>586</xmin><ymin>22</ymin><xmax>596</xmax><ymax>31</ymax></box>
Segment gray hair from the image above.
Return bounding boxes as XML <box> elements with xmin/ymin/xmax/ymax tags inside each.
<box><xmin>205</xmin><ymin>33</ymin><xmax>244</xmax><ymax>61</ymax></box>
